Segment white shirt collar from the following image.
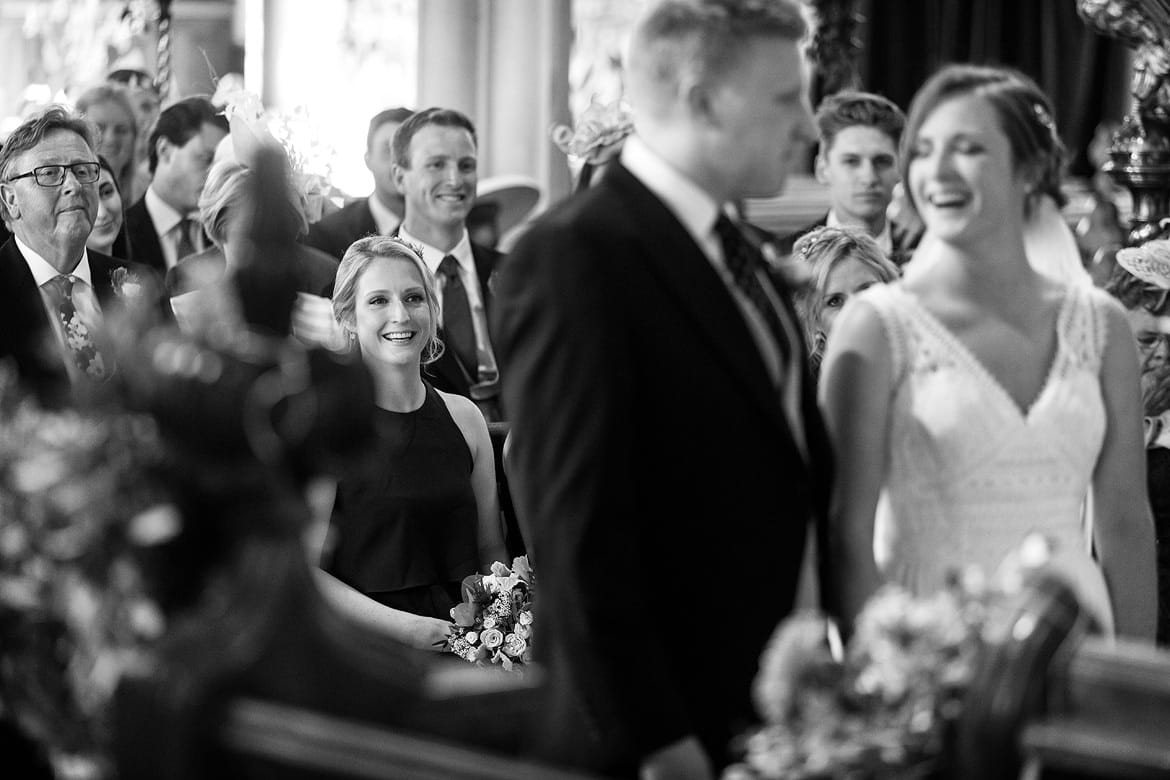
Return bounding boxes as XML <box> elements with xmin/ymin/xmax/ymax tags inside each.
<box><xmin>398</xmin><ymin>226</ymin><xmax>473</xmax><ymax>277</ymax></box>
<box><xmin>621</xmin><ymin>134</ymin><xmax>721</xmax><ymax>247</ymax></box>
<box><xmin>826</xmin><ymin>209</ymin><xmax>892</xmax><ymax>254</ymax></box>
<box><xmin>367</xmin><ymin>194</ymin><xmax>402</xmax><ymax>236</ymax></box>
<box><xmin>15</xmin><ymin>236</ymin><xmax>92</xmax><ymax>288</ymax></box>
<box><xmin>145</xmin><ymin>185</ymin><xmax>187</xmax><ymax>236</ymax></box>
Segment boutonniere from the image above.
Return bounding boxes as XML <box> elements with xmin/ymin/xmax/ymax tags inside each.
<box><xmin>110</xmin><ymin>267</ymin><xmax>144</xmax><ymax>301</ymax></box>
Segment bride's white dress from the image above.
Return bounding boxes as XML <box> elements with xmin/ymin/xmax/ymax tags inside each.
<box><xmin>861</xmin><ymin>281</ymin><xmax>1114</xmax><ymax>628</ymax></box>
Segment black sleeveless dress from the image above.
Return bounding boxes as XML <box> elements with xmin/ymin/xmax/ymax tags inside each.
<box><xmin>326</xmin><ymin>382</ymin><xmax>480</xmax><ymax>620</ymax></box>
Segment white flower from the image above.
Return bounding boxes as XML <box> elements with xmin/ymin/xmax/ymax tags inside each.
<box><xmin>517</xmin><ymin>610</ymin><xmax>534</xmax><ymax>626</ymax></box>
<box><xmin>464</xmin><ymin>631</ymin><xmax>479</xmax><ymax>645</ymax></box>
<box><xmin>481</xmin><ymin>628</ymin><xmax>504</xmax><ymax>649</ymax></box>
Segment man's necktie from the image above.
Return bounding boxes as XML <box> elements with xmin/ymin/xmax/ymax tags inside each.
<box><xmin>713</xmin><ymin>214</ymin><xmax>792</xmax><ymax>366</ymax></box>
<box><xmin>175</xmin><ymin>217</ymin><xmax>197</xmax><ymax>262</ymax></box>
<box><xmin>437</xmin><ymin>255</ymin><xmax>479</xmax><ymax>373</ymax></box>
<box><xmin>44</xmin><ymin>274</ymin><xmax>108</xmax><ymax>381</ymax></box>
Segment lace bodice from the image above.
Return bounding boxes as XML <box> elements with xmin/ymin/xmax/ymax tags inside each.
<box><xmin>861</xmin><ymin>281</ymin><xmax>1110</xmax><ymax>596</ymax></box>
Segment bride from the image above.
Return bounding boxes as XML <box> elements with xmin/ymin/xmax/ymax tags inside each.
<box><xmin>820</xmin><ymin>64</ymin><xmax>1156</xmax><ymax>639</ymax></box>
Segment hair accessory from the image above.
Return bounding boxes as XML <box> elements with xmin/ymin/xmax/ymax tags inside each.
<box><xmin>549</xmin><ymin>96</ymin><xmax>634</xmax><ymax>165</ymax></box>
<box><xmin>1032</xmin><ymin>102</ymin><xmax>1057</xmax><ymax>137</ymax></box>
<box><xmin>217</xmin><ymin>87</ymin><xmax>335</xmax><ymax>221</ymax></box>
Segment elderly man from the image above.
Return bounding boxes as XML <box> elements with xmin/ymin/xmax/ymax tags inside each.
<box><xmin>0</xmin><ymin>106</ymin><xmax>157</xmax><ymax>404</ymax></box>
<box><xmin>493</xmin><ymin>1</ymin><xmax>830</xmax><ymax>776</ymax></box>
<box><xmin>779</xmin><ymin>90</ymin><xmax>919</xmax><ymax>265</ymax></box>
<box><xmin>393</xmin><ymin>107</ymin><xmax>503</xmax><ymax>420</ymax></box>
<box><xmin>124</xmin><ymin>97</ymin><xmax>228</xmax><ymax>273</ymax></box>
<box><xmin>306</xmin><ymin>107</ymin><xmax>414</xmax><ymax>260</ymax></box>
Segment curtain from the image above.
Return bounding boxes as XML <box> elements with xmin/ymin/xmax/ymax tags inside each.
<box><xmin>857</xmin><ymin>0</ymin><xmax>1130</xmax><ymax>176</ymax></box>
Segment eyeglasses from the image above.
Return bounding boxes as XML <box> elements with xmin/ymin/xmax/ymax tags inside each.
<box><xmin>6</xmin><ymin>163</ymin><xmax>101</xmax><ymax>187</ymax></box>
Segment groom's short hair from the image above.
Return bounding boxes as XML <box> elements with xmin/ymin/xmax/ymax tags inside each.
<box><xmin>626</xmin><ymin>0</ymin><xmax>806</xmax><ymax>116</ymax></box>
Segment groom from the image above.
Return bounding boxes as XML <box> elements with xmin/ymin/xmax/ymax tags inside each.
<box><xmin>493</xmin><ymin>0</ymin><xmax>833</xmax><ymax>776</ymax></box>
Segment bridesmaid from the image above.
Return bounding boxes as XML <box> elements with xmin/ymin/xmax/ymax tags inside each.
<box><xmin>323</xmin><ymin>236</ymin><xmax>505</xmax><ymax>624</ymax></box>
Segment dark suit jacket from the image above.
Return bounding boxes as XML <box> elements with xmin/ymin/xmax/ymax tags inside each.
<box><xmin>492</xmin><ymin>163</ymin><xmax>833</xmax><ymax>774</ymax></box>
<box><xmin>304</xmin><ymin>199</ymin><xmax>379</xmax><ymax>261</ymax></box>
<box><xmin>777</xmin><ymin>212</ymin><xmax>922</xmax><ymax>267</ymax></box>
<box><xmin>124</xmin><ymin>197</ymin><xmax>166</xmax><ymax>275</ymax></box>
<box><xmin>0</xmin><ymin>238</ymin><xmax>158</xmax><ymax>406</ymax></box>
<box><xmin>124</xmin><ymin>196</ymin><xmax>215</xmax><ymax>276</ymax></box>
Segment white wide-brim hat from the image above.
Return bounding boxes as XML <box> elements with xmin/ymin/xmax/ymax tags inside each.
<box><xmin>474</xmin><ymin>175</ymin><xmax>541</xmax><ymax>235</ymax></box>
<box><xmin>1116</xmin><ymin>238</ymin><xmax>1170</xmax><ymax>290</ymax></box>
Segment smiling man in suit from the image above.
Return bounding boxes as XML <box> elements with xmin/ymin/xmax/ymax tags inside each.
<box><xmin>0</xmin><ymin>106</ymin><xmax>157</xmax><ymax>404</ymax></box>
<box><xmin>393</xmin><ymin>107</ymin><xmax>504</xmax><ymax>421</ymax></box>
<box><xmin>493</xmin><ymin>1</ymin><xmax>832</xmax><ymax>777</ymax></box>
<box><xmin>306</xmin><ymin>107</ymin><xmax>414</xmax><ymax>260</ymax></box>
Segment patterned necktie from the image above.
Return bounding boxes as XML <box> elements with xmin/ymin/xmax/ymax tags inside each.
<box><xmin>713</xmin><ymin>214</ymin><xmax>792</xmax><ymax>366</ymax></box>
<box><xmin>175</xmin><ymin>217</ymin><xmax>197</xmax><ymax>262</ymax></box>
<box><xmin>44</xmin><ymin>274</ymin><xmax>108</xmax><ymax>381</ymax></box>
<box><xmin>437</xmin><ymin>255</ymin><xmax>479</xmax><ymax>373</ymax></box>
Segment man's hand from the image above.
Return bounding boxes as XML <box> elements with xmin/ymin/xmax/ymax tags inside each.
<box><xmin>640</xmin><ymin>736</ymin><xmax>714</xmax><ymax>780</ymax></box>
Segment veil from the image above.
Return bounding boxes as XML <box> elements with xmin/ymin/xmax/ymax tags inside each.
<box><xmin>1024</xmin><ymin>193</ymin><xmax>1091</xmax><ymax>284</ymax></box>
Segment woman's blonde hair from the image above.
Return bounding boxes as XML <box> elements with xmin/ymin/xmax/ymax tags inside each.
<box><xmin>198</xmin><ymin>157</ymin><xmax>310</xmax><ymax>248</ymax></box>
<box><xmin>793</xmin><ymin>225</ymin><xmax>899</xmax><ymax>347</ymax></box>
<box><xmin>331</xmin><ymin>236</ymin><xmax>444</xmax><ymax>365</ymax></box>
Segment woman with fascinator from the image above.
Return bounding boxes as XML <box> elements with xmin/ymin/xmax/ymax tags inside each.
<box><xmin>821</xmin><ymin>64</ymin><xmax>1156</xmax><ymax>639</ymax></box>
<box><xmin>320</xmin><ymin>236</ymin><xmax>505</xmax><ymax>630</ymax></box>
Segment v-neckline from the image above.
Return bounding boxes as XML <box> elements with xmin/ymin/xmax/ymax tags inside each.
<box><xmin>896</xmin><ymin>284</ymin><xmax>1074</xmax><ymax>421</ymax></box>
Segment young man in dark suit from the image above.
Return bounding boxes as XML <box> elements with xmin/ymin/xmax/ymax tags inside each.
<box><xmin>305</xmin><ymin>107</ymin><xmax>414</xmax><ymax>261</ymax></box>
<box><xmin>778</xmin><ymin>91</ymin><xmax>920</xmax><ymax>265</ymax></box>
<box><xmin>123</xmin><ymin>97</ymin><xmax>227</xmax><ymax>274</ymax></box>
<box><xmin>393</xmin><ymin>107</ymin><xmax>504</xmax><ymax>420</ymax></box>
<box><xmin>493</xmin><ymin>1</ymin><xmax>832</xmax><ymax>776</ymax></box>
<box><xmin>0</xmin><ymin>106</ymin><xmax>160</xmax><ymax>405</ymax></box>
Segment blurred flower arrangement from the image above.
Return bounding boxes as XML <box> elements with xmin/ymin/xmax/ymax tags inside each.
<box><xmin>0</xmin><ymin>370</ymin><xmax>178</xmax><ymax>775</ymax></box>
<box><xmin>218</xmin><ymin>89</ymin><xmax>336</xmax><ymax>223</ymax></box>
<box><xmin>727</xmin><ymin>580</ymin><xmax>988</xmax><ymax>780</ymax></box>
<box><xmin>443</xmin><ymin>556</ymin><xmax>534</xmax><ymax>672</ymax></box>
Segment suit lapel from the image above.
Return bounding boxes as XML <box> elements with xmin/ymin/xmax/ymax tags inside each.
<box><xmin>605</xmin><ymin>164</ymin><xmax>791</xmax><ymax>437</ymax></box>
<box><xmin>125</xmin><ymin>198</ymin><xmax>166</xmax><ymax>274</ymax></box>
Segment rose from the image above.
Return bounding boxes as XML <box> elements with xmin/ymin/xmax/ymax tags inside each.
<box><xmin>481</xmin><ymin>628</ymin><xmax>504</xmax><ymax>649</ymax></box>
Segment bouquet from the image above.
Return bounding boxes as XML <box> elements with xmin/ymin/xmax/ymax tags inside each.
<box><xmin>727</xmin><ymin>577</ymin><xmax>988</xmax><ymax>780</ymax></box>
<box><xmin>0</xmin><ymin>370</ymin><xmax>178</xmax><ymax>776</ymax></box>
<box><xmin>443</xmin><ymin>556</ymin><xmax>534</xmax><ymax>672</ymax></box>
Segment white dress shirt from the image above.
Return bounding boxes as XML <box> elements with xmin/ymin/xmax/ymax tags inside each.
<box><xmin>398</xmin><ymin>226</ymin><xmax>498</xmax><ymax>377</ymax></box>
<box><xmin>145</xmin><ymin>186</ymin><xmax>201</xmax><ymax>269</ymax></box>
<box><xmin>621</xmin><ymin>134</ymin><xmax>807</xmax><ymax>457</ymax></box>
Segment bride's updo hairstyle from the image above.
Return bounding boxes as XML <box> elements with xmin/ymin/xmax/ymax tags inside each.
<box><xmin>900</xmin><ymin>63</ymin><xmax>1067</xmax><ymax>218</ymax></box>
